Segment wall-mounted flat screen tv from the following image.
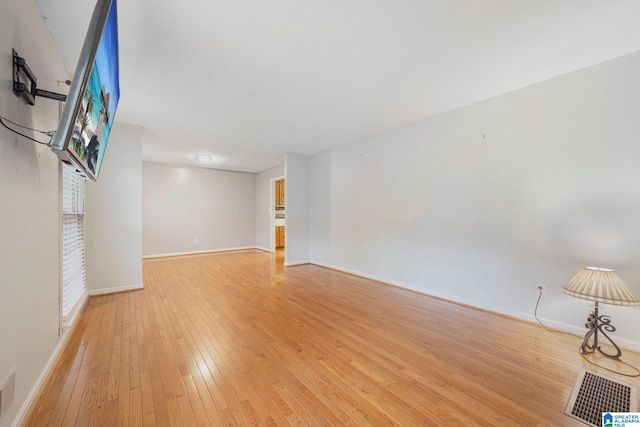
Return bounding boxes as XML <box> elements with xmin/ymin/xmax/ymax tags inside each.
<box><xmin>49</xmin><ymin>0</ymin><xmax>119</xmax><ymax>181</ymax></box>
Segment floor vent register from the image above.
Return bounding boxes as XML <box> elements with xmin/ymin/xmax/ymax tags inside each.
<box><xmin>565</xmin><ymin>369</ymin><xmax>637</xmax><ymax>426</ymax></box>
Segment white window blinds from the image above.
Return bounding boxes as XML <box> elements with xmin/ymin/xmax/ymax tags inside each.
<box><xmin>61</xmin><ymin>163</ymin><xmax>87</xmax><ymax>318</ymax></box>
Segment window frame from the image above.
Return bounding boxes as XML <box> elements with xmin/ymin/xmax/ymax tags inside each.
<box><xmin>59</xmin><ymin>162</ymin><xmax>88</xmax><ymax>329</ymax></box>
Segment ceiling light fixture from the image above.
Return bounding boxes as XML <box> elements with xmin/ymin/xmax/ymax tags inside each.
<box><xmin>196</xmin><ymin>154</ymin><xmax>211</xmax><ymax>162</ymax></box>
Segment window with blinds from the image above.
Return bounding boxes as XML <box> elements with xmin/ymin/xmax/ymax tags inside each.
<box><xmin>61</xmin><ymin>163</ymin><xmax>87</xmax><ymax>318</ymax></box>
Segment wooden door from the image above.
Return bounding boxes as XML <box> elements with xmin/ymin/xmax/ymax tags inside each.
<box><xmin>275</xmin><ymin>179</ymin><xmax>285</xmax><ymax>206</ymax></box>
<box><xmin>279</xmin><ymin>179</ymin><xmax>285</xmax><ymax>205</ymax></box>
<box><xmin>275</xmin><ymin>226</ymin><xmax>285</xmax><ymax>248</ymax></box>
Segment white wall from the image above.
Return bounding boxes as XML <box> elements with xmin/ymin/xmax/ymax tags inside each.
<box><xmin>310</xmin><ymin>50</ymin><xmax>640</xmax><ymax>347</ymax></box>
<box><xmin>85</xmin><ymin>123</ymin><xmax>143</xmax><ymax>294</ymax></box>
<box><xmin>142</xmin><ymin>162</ymin><xmax>256</xmax><ymax>256</ymax></box>
<box><xmin>285</xmin><ymin>153</ymin><xmax>310</xmax><ymax>265</ymax></box>
<box><xmin>255</xmin><ymin>164</ymin><xmax>284</xmax><ymax>251</ymax></box>
<box><xmin>0</xmin><ymin>1</ymin><xmax>70</xmax><ymax>426</ymax></box>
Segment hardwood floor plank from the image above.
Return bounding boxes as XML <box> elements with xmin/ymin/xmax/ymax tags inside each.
<box><xmin>71</xmin><ymin>371</ymin><xmax>98</xmax><ymax>427</ymax></box>
<box><xmin>33</xmin><ymin>330</ymin><xmax>87</xmax><ymax>426</ymax></box>
<box><xmin>180</xmin><ymin>373</ymin><xmax>211</xmax><ymax>427</ymax></box>
<box><xmin>139</xmin><ymin>371</ymin><xmax>157</xmax><ymax>426</ymax></box>
<box><xmin>129</xmin><ymin>387</ymin><xmax>143</xmax><ymax>427</ymax></box>
<box><xmin>56</xmin><ymin>297</ymin><xmax>109</xmax><ymax>427</ymax></box>
<box><xmin>24</xmin><ymin>250</ymin><xmax>640</xmax><ymax>426</ymax></box>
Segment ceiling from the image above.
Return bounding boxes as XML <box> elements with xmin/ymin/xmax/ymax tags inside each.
<box><xmin>35</xmin><ymin>0</ymin><xmax>640</xmax><ymax>173</ymax></box>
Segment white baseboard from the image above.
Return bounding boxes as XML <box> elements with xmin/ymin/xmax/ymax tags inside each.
<box><xmin>61</xmin><ymin>291</ymin><xmax>88</xmax><ymax>329</ymax></box>
<box><xmin>11</xmin><ymin>295</ymin><xmax>88</xmax><ymax>427</ymax></box>
<box><xmin>143</xmin><ymin>246</ymin><xmax>258</xmax><ymax>259</ymax></box>
<box><xmin>310</xmin><ymin>260</ymin><xmax>640</xmax><ymax>353</ymax></box>
<box><xmin>255</xmin><ymin>246</ymin><xmax>272</xmax><ymax>252</ymax></box>
<box><xmin>88</xmin><ymin>283</ymin><xmax>144</xmax><ymax>296</ymax></box>
<box><xmin>534</xmin><ymin>316</ymin><xmax>640</xmax><ymax>353</ymax></box>
<box><xmin>284</xmin><ymin>259</ymin><xmax>311</xmax><ymax>267</ymax></box>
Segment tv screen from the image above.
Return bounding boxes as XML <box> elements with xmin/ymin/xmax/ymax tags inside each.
<box><xmin>49</xmin><ymin>0</ymin><xmax>119</xmax><ymax>181</ymax></box>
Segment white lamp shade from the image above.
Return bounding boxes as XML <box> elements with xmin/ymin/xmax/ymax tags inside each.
<box><xmin>562</xmin><ymin>267</ymin><xmax>640</xmax><ymax>306</ymax></box>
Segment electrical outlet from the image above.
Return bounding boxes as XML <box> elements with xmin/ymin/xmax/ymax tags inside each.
<box><xmin>537</xmin><ymin>285</ymin><xmax>545</xmax><ymax>296</ymax></box>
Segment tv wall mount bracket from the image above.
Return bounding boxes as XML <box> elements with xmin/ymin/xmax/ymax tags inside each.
<box><xmin>13</xmin><ymin>49</ymin><xmax>67</xmax><ymax>105</ymax></box>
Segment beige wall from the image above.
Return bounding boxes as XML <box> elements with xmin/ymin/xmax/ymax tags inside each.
<box><xmin>142</xmin><ymin>162</ymin><xmax>256</xmax><ymax>256</ymax></box>
<box><xmin>285</xmin><ymin>153</ymin><xmax>310</xmax><ymax>265</ymax></box>
<box><xmin>0</xmin><ymin>1</ymin><xmax>71</xmax><ymax>426</ymax></box>
<box><xmin>85</xmin><ymin>123</ymin><xmax>143</xmax><ymax>294</ymax></box>
<box><xmin>310</xmin><ymin>50</ymin><xmax>640</xmax><ymax>348</ymax></box>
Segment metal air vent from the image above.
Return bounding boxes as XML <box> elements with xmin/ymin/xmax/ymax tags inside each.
<box><xmin>565</xmin><ymin>370</ymin><xmax>637</xmax><ymax>426</ymax></box>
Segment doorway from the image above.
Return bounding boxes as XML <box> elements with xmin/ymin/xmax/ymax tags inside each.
<box><xmin>274</xmin><ymin>178</ymin><xmax>285</xmax><ymax>250</ymax></box>
<box><xmin>269</xmin><ymin>176</ymin><xmax>285</xmax><ymax>253</ymax></box>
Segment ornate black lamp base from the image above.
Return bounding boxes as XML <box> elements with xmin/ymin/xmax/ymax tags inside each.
<box><xmin>580</xmin><ymin>302</ymin><xmax>622</xmax><ymax>359</ymax></box>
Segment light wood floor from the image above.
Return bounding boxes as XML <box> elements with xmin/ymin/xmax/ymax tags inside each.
<box><xmin>25</xmin><ymin>250</ymin><xmax>640</xmax><ymax>426</ymax></box>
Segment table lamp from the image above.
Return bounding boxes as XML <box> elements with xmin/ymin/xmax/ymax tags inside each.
<box><xmin>562</xmin><ymin>267</ymin><xmax>640</xmax><ymax>359</ymax></box>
